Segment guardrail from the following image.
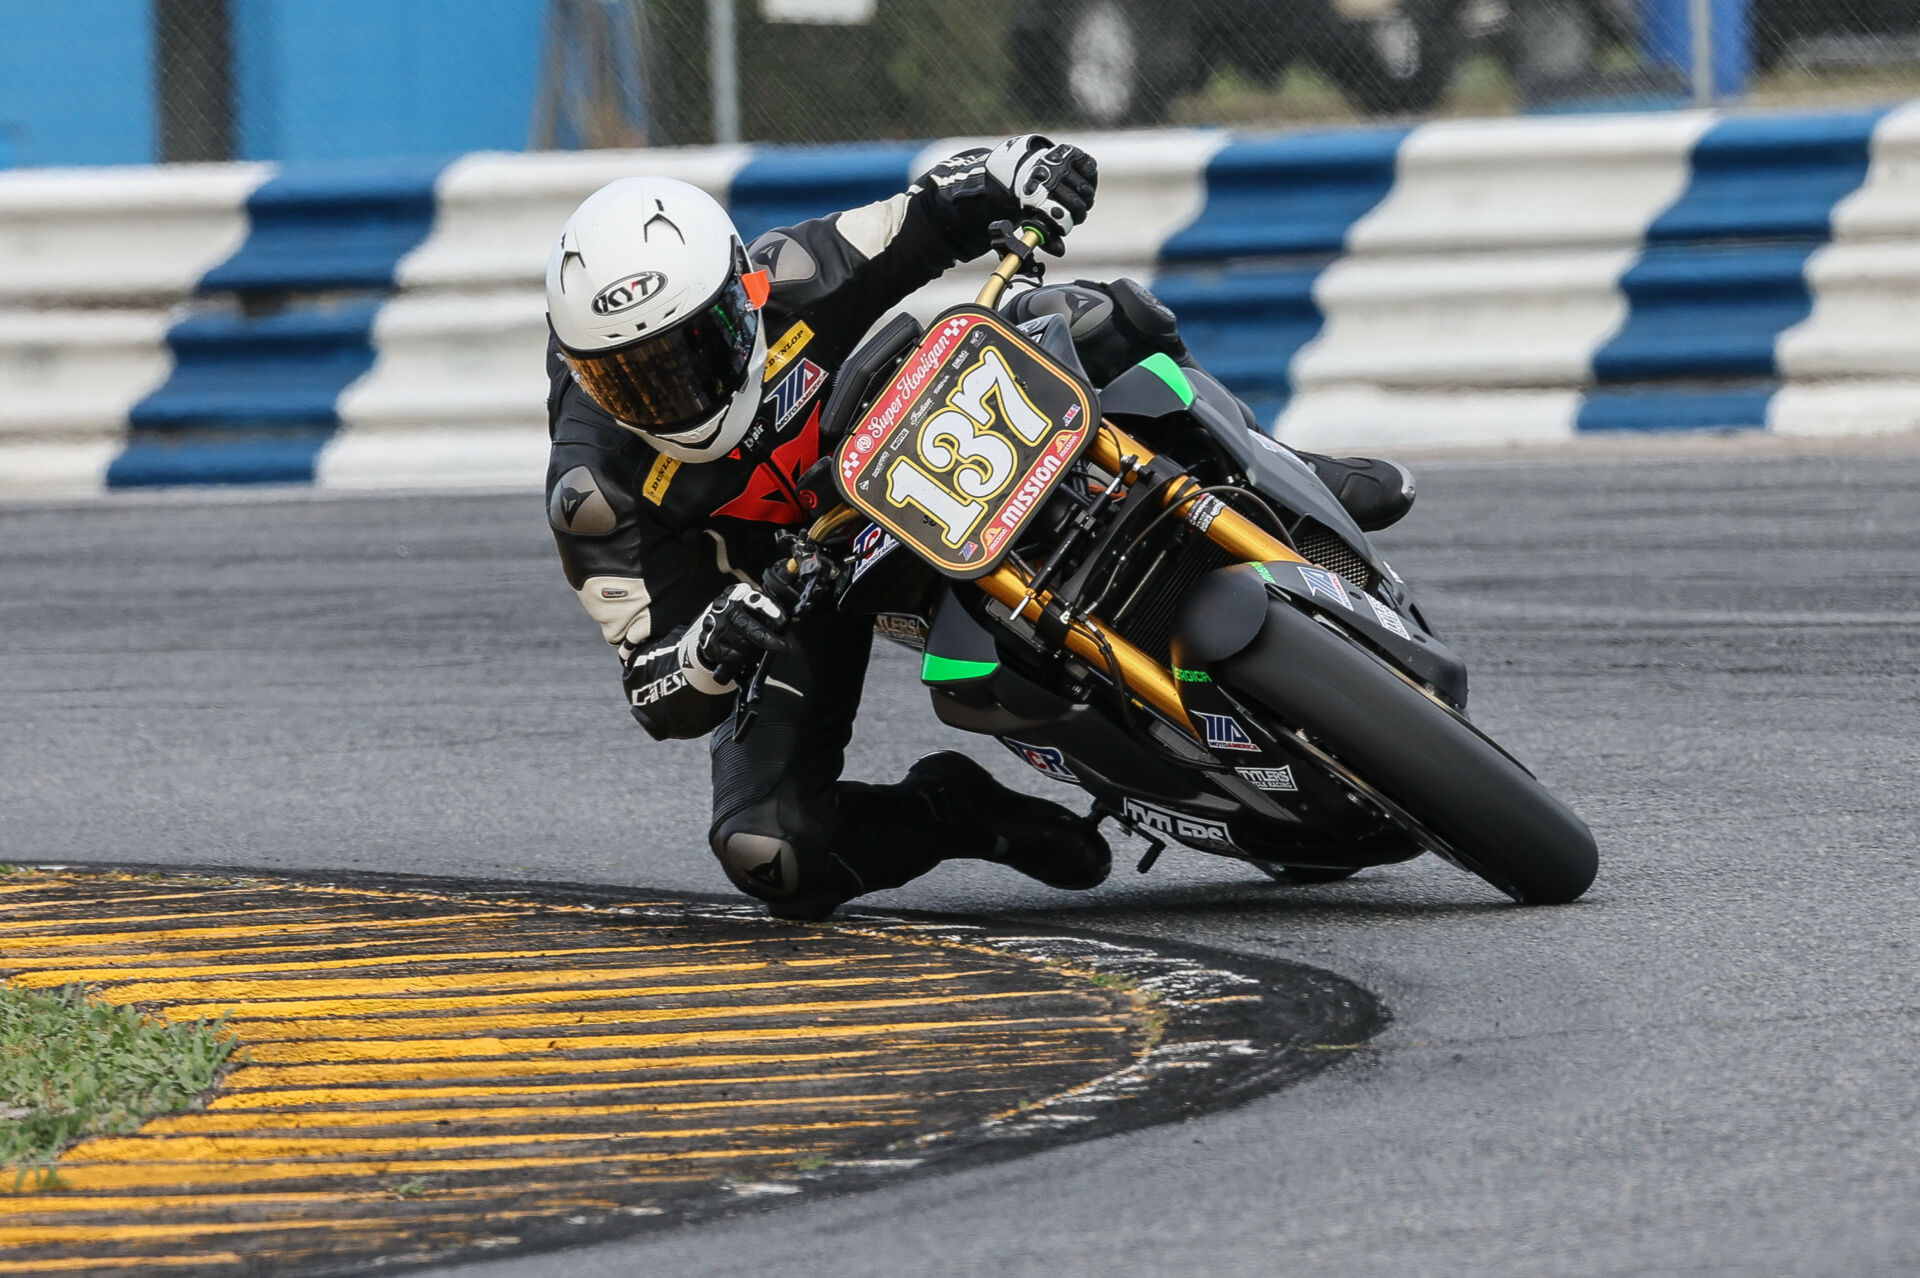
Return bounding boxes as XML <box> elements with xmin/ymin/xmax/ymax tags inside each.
<box><xmin>4</xmin><ymin>105</ymin><xmax>1917</xmax><ymax>497</ymax></box>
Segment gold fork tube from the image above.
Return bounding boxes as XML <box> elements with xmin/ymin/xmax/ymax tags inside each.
<box><xmin>1090</xmin><ymin>421</ymin><xmax>1310</xmax><ymax>567</ymax></box>
<box><xmin>974</xmin><ymin>565</ymin><xmax>1197</xmax><ymax>738</ymax></box>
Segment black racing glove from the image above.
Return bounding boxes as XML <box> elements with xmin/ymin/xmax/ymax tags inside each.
<box><xmin>985</xmin><ymin>134</ymin><xmax>1099</xmax><ymax>254</ymax></box>
<box><xmin>760</xmin><ymin>542</ymin><xmax>841</xmax><ymax>613</ymax></box>
<box><xmin>689</xmin><ymin>583</ymin><xmax>790</xmax><ymax>682</ymax></box>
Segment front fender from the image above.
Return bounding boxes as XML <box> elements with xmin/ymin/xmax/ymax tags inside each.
<box><xmin>1174</xmin><ymin>562</ymin><xmax>1469</xmax><ymax>708</ymax></box>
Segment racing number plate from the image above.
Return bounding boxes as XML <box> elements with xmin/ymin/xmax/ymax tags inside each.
<box><xmin>834</xmin><ymin>306</ymin><xmax>1096</xmax><ymax>579</ymax></box>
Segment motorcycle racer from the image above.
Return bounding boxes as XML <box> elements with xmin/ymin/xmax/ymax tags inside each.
<box><xmin>543</xmin><ymin>134</ymin><xmax>1414</xmax><ymax>919</ymax></box>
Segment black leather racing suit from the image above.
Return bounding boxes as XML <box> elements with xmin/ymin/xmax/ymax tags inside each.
<box><xmin>546</xmin><ymin>153</ymin><xmax>1246</xmax><ymax>912</ymax></box>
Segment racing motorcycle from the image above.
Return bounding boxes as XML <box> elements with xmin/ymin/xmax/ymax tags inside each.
<box><xmin>748</xmin><ymin>223</ymin><xmax>1597</xmax><ymax>903</ymax></box>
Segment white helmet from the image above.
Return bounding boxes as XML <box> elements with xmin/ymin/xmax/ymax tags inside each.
<box><xmin>546</xmin><ymin>177</ymin><xmax>769</xmax><ymax>461</ymax></box>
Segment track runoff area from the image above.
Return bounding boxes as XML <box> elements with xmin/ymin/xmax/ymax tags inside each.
<box><xmin>2</xmin><ymin>436</ymin><xmax>1916</xmax><ymax>1275</ymax></box>
<box><xmin>0</xmin><ymin>868</ymin><xmax>1376</xmax><ymax>1275</ymax></box>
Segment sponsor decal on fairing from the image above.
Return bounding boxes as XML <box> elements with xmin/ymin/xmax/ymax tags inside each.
<box><xmin>1002</xmin><ymin>739</ymin><xmax>1078</xmax><ymax>783</ymax></box>
<box><xmin>1193</xmin><ymin>711</ymin><xmax>1259</xmax><ymax>753</ymax></box>
<box><xmin>1235</xmin><ymin>765</ymin><xmax>1297</xmax><ymax>793</ymax></box>
<box><xmin>1367</xmin><ymin>595</ymin><xmax>1411</xmax><ymax>639</ymax></box>
<box><xmin>1297</xmin><ymin>564</ymin><xmax>1353</xmax><ymax>610</ymax></box>
<box><xmin>1122</xmin><ymin>797</ymin><xmax>1236</xmax><ymax>849</ymax></box>
<box><xmin>849</xmin><ymin>524</ymin><xmax>896</xmax><ymax>583</ymax></box>
<box><xmin>872</xmin><ymin>613</ymin><xmax>928</xmax><ymax>646</ymax></box>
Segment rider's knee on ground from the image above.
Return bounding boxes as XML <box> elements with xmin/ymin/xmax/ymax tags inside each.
<box><xmin>708</xmin><ymin>798</ymin><xmax>845</xmax><ymax>902</ymax></box>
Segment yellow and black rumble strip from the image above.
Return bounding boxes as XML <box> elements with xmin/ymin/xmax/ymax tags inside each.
<box><xmin>0</xmin><ymin>868</ymin><xmax>1379</xmax><ymax>1275</ymax></box>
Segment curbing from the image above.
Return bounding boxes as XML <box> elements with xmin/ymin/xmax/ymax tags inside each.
<box><xmin>0</xmin><ymin>866</ymin><xmax>1381</xmax><ymax>1275</ymax></box>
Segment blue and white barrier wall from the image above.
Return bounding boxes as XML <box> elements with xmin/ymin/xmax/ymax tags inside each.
<box><xmin>4</xmin><ymin>107</ymin><xmax>1918</xmax><ymax>498</ymax></box>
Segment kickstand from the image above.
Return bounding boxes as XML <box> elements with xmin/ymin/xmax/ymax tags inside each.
<box><xmin>1084</xmin><ymin>800</ymin><xmax>1169</xmax><ymax>875</ymax></box>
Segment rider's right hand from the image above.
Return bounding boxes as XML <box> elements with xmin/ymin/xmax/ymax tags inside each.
<box><xmin>986</xmin><ymin>135</ymin><xmax>1098</xmax><ymax>252</ymax></box>
<box><xmin>692</xmin><ymin>584</ymin><xmax>790</xmax><ymax>678</ymax></box>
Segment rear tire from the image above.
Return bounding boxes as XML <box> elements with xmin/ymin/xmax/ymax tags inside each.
<box><xmin>1221</xmin><ymin>599</ymin><xmax>1597</xmax><ymax>904</ymax></box>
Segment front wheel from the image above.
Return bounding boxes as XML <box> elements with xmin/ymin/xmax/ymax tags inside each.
<box><xmin>1220</xmin><ymin>597</ymin><xmax>1597</xmax><ymax>904</ymax></box>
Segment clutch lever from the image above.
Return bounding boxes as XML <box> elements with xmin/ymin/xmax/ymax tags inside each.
<box><xmin>729</xmin><ymin>536</ymin><xmax>839</xmax><ymax>742</ymax></box>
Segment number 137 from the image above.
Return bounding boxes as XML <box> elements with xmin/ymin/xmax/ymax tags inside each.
<box><xmin>886</xmin><ymin>345</ymin><xmax>1053</xmax><ymax>547</ymax></box>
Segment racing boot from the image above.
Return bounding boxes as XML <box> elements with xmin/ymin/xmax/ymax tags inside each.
<box><xmin>759</xmin><ymin>752</ymin><xmax>1109</xmax><ymax>923</ymax></box>
<box><xmin>1294</xmin><ymin>451</ymin><xmax>1417</xmax><ymax>532</ymax></box>
<box><xmin>903</xmin><ymin>751</ymin><xmax>1112</xmax><ymax>890</ymax></box>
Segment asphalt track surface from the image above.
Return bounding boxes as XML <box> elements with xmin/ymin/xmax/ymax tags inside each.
<box><xmin>3</xmin><ymin>437</ymin><xmax>1916</xmax><ymax>1277</ymax></box>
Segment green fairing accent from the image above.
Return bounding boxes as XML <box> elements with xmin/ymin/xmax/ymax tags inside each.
<box><xmin>1173</xmin><ymin>668</ymin><xmax>1213</xmax><ymax>683</ymax></box>
<box><xmin>1249</xmin><ymin>562</ymin><xmax>1277</xmax><ymax>585</ymax></box>
<box><xmin>1138</xmin><ymin>352</ymin><xmax>1195</xmax><ymax>407</ymax></box>
<box><xmin>921</xmin><ymin>654</ymin><xmax>999</xmax><ymax>683</ymax></box>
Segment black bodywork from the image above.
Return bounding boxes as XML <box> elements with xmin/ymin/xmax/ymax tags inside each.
<box><xmin>828</xmin><ymin>326</ymin><xmax>1474</xmax><ymax>878</ymax></box>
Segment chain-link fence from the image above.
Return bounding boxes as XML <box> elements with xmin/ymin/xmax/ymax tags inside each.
<box><xmin>529</xmin><ymin>0</ymin><xmax>1920</xmax><ymax>143</ymax></box>
<box><xmin>96</xmin><ymin>0</ymin><xmax>1920</xmax><ymax>167</ymax></box>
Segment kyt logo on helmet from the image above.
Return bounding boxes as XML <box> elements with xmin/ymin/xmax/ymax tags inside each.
<box><xmin>590</xmin><ymin>272</ymin><xmax>668</xmax><ymax>316</ymax></box>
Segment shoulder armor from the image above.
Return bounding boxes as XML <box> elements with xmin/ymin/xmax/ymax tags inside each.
<box><xmin>549</xmin><ymin>464</ymin><xmax>619</xmax><ymax>536</ymax></box>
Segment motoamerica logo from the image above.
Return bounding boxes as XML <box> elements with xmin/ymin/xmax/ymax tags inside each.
<box><xmin>1194</xmin><ymin>711</ymin><xmax>1260</xmax><ymax>753</ymax></box>
<box><xmin>590</xmin><ymin>272</ymin><xmax>667</xmax><ymax>316</ymax></box>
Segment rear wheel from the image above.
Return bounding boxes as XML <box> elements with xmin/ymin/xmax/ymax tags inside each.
<box><xmin>1221</xmin><ymin>599</ymin><xmax>1597</xmax><ymax>904</ymax></box>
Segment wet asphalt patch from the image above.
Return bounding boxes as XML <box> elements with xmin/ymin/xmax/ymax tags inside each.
<box><xmin>0</xmin><ymin>867</ymin><xmax>1380</xmax><ymax>1276</ymax></box>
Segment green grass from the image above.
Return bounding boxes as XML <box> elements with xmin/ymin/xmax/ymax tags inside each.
<box><xmin>0</xmin><ymin>983</ymin><xmax>239</xmax><ymax>1191</ymax></box>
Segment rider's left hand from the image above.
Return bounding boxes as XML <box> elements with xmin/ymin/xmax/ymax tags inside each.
<box><xmin>986</xmin><ymin>135</ymin><xmax>1098</xmax><ymax>253</ymax></box>
<box><xmin>761</xmin><ymin>542</ymin><xmax>840</xmax><ymax>612</ymax></box>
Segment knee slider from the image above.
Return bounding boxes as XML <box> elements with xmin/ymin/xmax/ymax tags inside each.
<box><xmin>709</xmin><ymin>804</ymin><xmax>804</xmax><ymax>899</ymax></box>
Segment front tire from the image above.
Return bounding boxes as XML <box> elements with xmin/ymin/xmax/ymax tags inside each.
<box><xmin>1221</xmin><ymin>597</ymin><xmax>1597</xmax><ymax>904</ymax></box>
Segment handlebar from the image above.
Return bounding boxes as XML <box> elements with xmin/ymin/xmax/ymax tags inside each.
<box><xmin>975</xmin><ymin>224</ymin><xmax>1048</xmax><ymax>310</ymax></box>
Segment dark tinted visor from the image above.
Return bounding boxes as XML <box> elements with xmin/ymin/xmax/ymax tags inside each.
<box><xmin>561</xmin><ymin>274</ymin><xmax>760</xmax><ymax>435</ymax></box>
